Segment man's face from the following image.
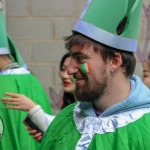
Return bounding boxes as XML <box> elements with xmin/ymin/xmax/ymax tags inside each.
<box><xmin>67</xmin><ymin>44</ymin><xmax>111</xmax><ymax>102</ymax></box>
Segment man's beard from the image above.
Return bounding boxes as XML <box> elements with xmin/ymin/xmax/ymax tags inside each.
<box><xmin>75</xmin><ymin>71</ymin><xmax>109</xmax><ymax>102</ymax></box>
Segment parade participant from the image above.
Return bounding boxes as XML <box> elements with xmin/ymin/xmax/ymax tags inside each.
<box><xmin>40</xmin><ymin>0</ymin><xmax>150</xmax><ymax>149</ymax></box>
<box><xmin>2</xmin><ymin>53</ymin><xmax>76</xmax><ymax>142</ymax></box>
<box><xmin>0</xmin><ymin>10</ymin><xmax>53</xmax><ymax>150</ymax></box>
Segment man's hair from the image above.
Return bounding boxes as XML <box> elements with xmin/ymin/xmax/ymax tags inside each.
<box><xmin>64</xmin><ymin>33</ymin><xmax>136</xmax><ymax>77</ymax></box>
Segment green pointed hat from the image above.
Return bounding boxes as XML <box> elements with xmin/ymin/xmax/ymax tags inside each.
<box><xmin>0</xmin><ymin>10</ymin><xmax>10</xmax><ymax>55</ymax></box>
<box><xmin>73</xmin><ymin>0</ymin><xmax>143</xmax><ymax>52</ymax></box>
<box><xmin>0</xmin><ymin>10</ymin><xmax>26</xmax><ymax>67</ymax></box>
<box><xmin>7</xmin><ymin>35</ymin><xmax>26</xmax><ymax>68</ymax></box>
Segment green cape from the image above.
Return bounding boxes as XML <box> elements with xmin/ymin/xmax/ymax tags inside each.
<box><xmin>40</xmin><ymin>103</ymin><xmax>150</xmax><ymax>150</ymax></box>
<box><xmin>0</xmin><ymin>73</ymin><xmax>53</xmax><ymax>150</ymax></box>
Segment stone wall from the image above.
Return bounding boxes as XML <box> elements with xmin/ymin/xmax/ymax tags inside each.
<box><xmin>5</xmin><ymin>0</ymin><xmax>150</xmax><ymax>101</ymax></box>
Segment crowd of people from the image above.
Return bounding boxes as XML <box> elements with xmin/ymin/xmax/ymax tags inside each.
<box><xmin>1</xmin><ymin>0</ymin><xmax>150</xmax><ymax>150</ymax></box>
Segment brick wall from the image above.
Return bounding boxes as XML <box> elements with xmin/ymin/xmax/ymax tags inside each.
<box><xmin>5</xmin><ymin>0</ymin><xmax>150</xmax><ymax>101</ymax></box>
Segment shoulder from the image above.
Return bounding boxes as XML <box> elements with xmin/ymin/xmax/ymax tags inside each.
<box><xmin>44</xmin><ymin>102</ymin><xmax>77</xmax><ymax>135</ymax></box>
<box><xmin>52</xmin><ymin>102</ymin><xmax>77</xmax><ymax>125</ymax></box>
<box><xmin>40</xmin><ymin>102</ymin><xmax>80</xmax><ymax>149</ymax></box>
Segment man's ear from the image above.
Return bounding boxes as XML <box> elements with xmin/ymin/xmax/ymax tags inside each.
<box><xmin>110</xmin><ymin>53</ymin><xmax>122</xmax><ymax>73</ymax></box>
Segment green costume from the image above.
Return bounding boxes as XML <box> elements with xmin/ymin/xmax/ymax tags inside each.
<box><xmin>0</xmin><ymin>73</ymin><xmax>53</xmax><ymax>150</ymax></box>
<box><xmin>40</xmin><ymin>77</ymin><xmax>150</xmax><ymax>150</ymax></box>
<box><xmin>40</xmin><ymin>0</ymin><xmax>146</xmax><ymax>149</ymax></box>
<box><xmin>0</xmin><ymin>10</ymin><xmax>53</xmax><ymax>150</ymax></box>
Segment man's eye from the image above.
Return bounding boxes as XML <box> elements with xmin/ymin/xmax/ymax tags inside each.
<box><xmin>75</xmin><ymin>56</ymin><xmax>85</xmax><ymax>62</ymax></box>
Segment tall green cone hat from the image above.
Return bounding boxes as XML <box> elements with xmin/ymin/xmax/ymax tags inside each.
<box><xmin>7</xmin><ymin>35</ymin><xmax>26</xmax><ymax>68</ymax></box>
<box><xmin>73</xmin><ymin>0</ymin><xmax>143</xmax><ymax>52</ymax></box>
<box><xmin>0</xmin><ymin>10</ymin><xmax>26</xmax><ymax>67</ymax></box>
<box><xmin>0</xmin><ymin>10</ymin><xmax>10</xmax><ymax>55</ymax></box>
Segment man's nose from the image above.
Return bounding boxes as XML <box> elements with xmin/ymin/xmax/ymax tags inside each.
<box><xmin>67</xmin><ymin>58</ymin><xmax>78</xmax><ymax>75</ymax></box>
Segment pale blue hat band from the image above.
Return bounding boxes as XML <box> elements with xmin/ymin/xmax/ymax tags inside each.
<box><xmin>0</xmin><ymin>48</ymin><xmax>10</xmax><ymax>55</ymax></box>
<box><xmin>73</xmin><ymin>20</ymin><xmax>138</xmax><ymax>52</ymax></box>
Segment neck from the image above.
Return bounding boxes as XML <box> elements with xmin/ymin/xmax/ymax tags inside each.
<box><xmin>93</xmin><ymin>73</ymin><xmax>131</xmax><ymax>113</ymax></box>
<box><xmin>0</xmin><ymin>55</ymin><xmax>13</xmax><ymax>71</ymax></box>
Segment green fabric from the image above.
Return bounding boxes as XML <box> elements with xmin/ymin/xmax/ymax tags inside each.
<box><xmin>40</xmin><ymin>103</ymin><xmax>81</xmax><ymax>150</ymax></box>
<box><xmin>40</xmin><ymin>104</ymin><xmax>150</xmax><ymax>150</ymax></box>
<box><xmin>0</xmin><ymin>10</ymin><xmax>26</xmax><ymax>66</ymax></box>
<box><xmin>88</xmin><ymin>113</ymin><xmax>150</xmax><ymax>150</ymax></box>
<box><xmin>7</xmin><ymin>35</ymin><xmax>25</xmax><ymax>67</ymax></box>
<box><xmin>0</xmin><ymin>11</ymin><xmax>9</xmax><ymax>52</ymax></box>
<box><xmin>0</xmin><ymin>73</ymin><xmax>53</xmax><ymax>150</ymax></box>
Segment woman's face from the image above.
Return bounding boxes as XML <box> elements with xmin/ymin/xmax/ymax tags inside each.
<box><xmin>143</xmin><ymin>61</ymin><xmax>150</xmax><ymax>89</ymax></box>
<box><xmin>60</xmin><ymin>57</ymin><xmax>76</xmax><ymax>93</ymax></box>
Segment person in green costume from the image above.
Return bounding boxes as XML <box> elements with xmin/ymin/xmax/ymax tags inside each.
<box><xmin>39</xmin><ymin>0</ymin><xmax>150</xmax><ymax>150</ymax></box>
<box><xmin>1</xmin><ymin>52</ymin><xmax>76</xmax><ymax>142</ymax></box>
<box><xmin>0</xmin><ymin>10</ymin><xmax>53</xmax><ymax>150</ymax></box>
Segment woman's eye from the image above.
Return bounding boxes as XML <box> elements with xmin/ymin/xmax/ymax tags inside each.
<box><xmin>143</xmin><ymin>75</ymin><xmax>147</xmax><ymax>78</ymax></box>
<box><xmin>143</xmin><ymin>73</ymin><xmax>150</xmax><ymax>78</ymax></box>
<box><xmin>61</xmin><ymin>67</ymin><xmax>66</xmax><ymax>71</ymax></box>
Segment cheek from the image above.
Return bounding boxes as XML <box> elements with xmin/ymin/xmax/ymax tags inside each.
<box><xmin>143</xmin><ymin>78</ymin><xmax>150</xmax><ymax>88</ymax></box>
<box><xmin>81</xmin><ymin>63</ymin><xmax>91</xmax><ymax>74</ymax></box>
<box><xmin>60</xmin><ymin>72</ymin><xmax>64</xmax><ymax>79</ymax></box>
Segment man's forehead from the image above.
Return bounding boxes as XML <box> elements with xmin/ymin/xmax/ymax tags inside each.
<box><xmin>69</xmin><ymin>45</ymin><xmax>82</xmax><ymax>52</ymax></box>
<box><xmin>69</xmin><ymin>44</ymin><xmax>92</xmax><ymax>54</ymax></box>
<box><xmin>69</xmin><ymin>48</ymin><xmax>93</xmax><ymax>60</ymax></box>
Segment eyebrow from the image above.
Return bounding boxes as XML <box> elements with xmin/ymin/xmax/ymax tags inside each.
<box><xmin>143</xmin><ymin>70</ymin><xmax>150</xmax><ymax>73</ymax></box>
<box><xmin>70</xmin><ymin>51</ymin><xmax>83</xmax><ymax>57</ymax></box>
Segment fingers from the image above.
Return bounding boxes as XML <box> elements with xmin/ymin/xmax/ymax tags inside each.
<box><xmin>2</xmin><ymin>97</ymin><xmax>19</xmax><ymax>109</ymax></box>
<box><xmin>33</xmin><ymin>132</ymin><xmax>42</xmax><ymax>138</ymax></box>
<box><xmin>29</xmin><ymin>130</ymin><xmax>38</xmax><ymax>134</ymax></box>
<box><xmin>5</xmin><ymin>105</ymin><xmax>20</xmax><ymax>110</ymax></box>
<box><xmin>25</xmin><ymin>127</ymin><xmax>43</xmax><ymax>143</ymax></box>
<box><xmin>2</xmin><ymin>97</ymin><xmax>18</xmax><ymax>104</ymax></box>
<box><xmin>29</xmin><ymin>129</ymin><xmax>42</xmax><ymax>138</ymax></box>
<box><xmin>2</xmin><ymin>93</ymin><xmax>20</xmax><ymax>104</ymax></box>
<box><xmin>5</xmin><ymin>92</ymin><xmax>20</xmax><ymax>98</ymax></box>
<box><xmin>2</xmin><ymin>97</ymin><xmax>23</xmax><ymax>110</ymax></box>
<box><xmin>32</xmin><ymin>131</ymin><xmax>43</xmax><ymax>143</ymax></box>
<box><xmin>36</xmin><ymin>136</ymin><xmax>42</xmax><ymax>142</ymax></box>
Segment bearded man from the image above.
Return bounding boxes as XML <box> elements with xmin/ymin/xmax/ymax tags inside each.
<box><xmin>40</xmin><ymin>0</ymin><xmax>150</xmax><ymax>149</ymax></box>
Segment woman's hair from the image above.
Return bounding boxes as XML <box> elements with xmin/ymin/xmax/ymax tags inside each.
<box><xmin>61</xmin><ymin>92</ymin><xmax>75</xmax><ymax>109</ymax></box>
<box><xmin>59</xmin><ymin>53</ymin><xmax>76</xmax><ymax>109</ymax></box>
<box><xmin>65</xmin><ymin>33</ymin><xmax>136</xmax><ymax>77</ymax></box>
<box><xmin>60</xmin><ymin>53</ymin><xmax>70</xmax><ymax>71</ymax></box>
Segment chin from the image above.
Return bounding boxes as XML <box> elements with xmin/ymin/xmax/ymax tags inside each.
<box><xmin>64</xmin><ymin>88</ymin><xmax>74</xmax><ymax>93</ymax></box>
